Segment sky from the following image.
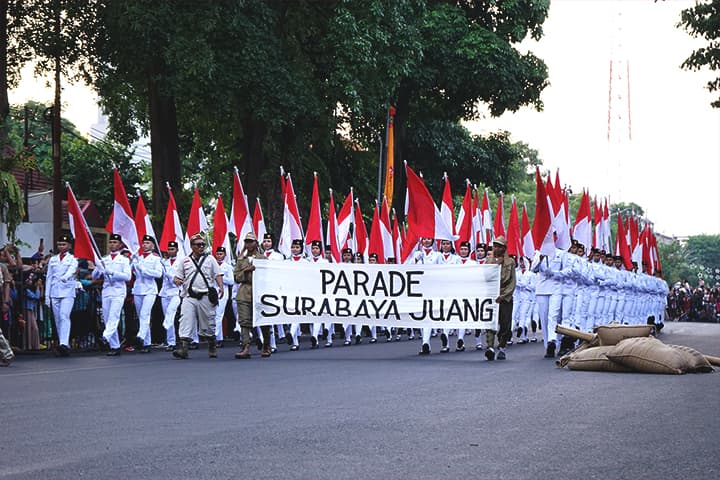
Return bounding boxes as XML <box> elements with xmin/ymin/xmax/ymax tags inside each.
<box><xmin>9</xmin><ymin>0</ymin><xmax>720</xmax><ymax>238</ymax></box>
<box><xmin>465</xmin><ymin>0</ymin><xmax>720</xmax><ymax>237</ymax></box>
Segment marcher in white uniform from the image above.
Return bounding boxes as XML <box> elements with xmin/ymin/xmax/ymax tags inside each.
<box><xmin>531</xmin><ymin>247</ymin><xmax>565</xmax><ymax>358</ymax></box>
<box><xmin>213</xmin><ymin>246</ymin><xmax>235</xmax><ymax>347</ymax></box>
<box><xmin>285</xmin><ymin>239</ymin><xmax>307</xmax><ymax>351</ymax></box>
<box><xmin>435</xmin><ymin>240</ymin><xmax>459</xmax><ymax>353</ymax></box>
<box><xmin>260</xmin><ymin>233</ymin><xmax>285</xmax><ymax>352</ymax></box>
<box><xmin>307</xmin><ymin>240</ymin><xmax>330</xmax><ymax>348</ymax></box>
<box><xmin>339</xmin><ymin>248</ymin><xmax>360</xmax><ymax>345</ymax></box>
<box><xmin>473</xmin><ymin>243</ymin><xmax>489</xmax><ymax>349</ymax></box>
<box><xmin>159</xmin><ymin>241</ymin><xmax>181</xmax><ymax>351</ymax></box>
<box><xmin>454</xmin><ymin>241</ymin><xmax>475</xmax><ymax>351</ymax></box>
<box><xmin>93</xmin><ymin>233</ymin><xmax>132</xmax><ymax>356</ymax></box>
<box><xmin>414</xmin><ymin>237</ymin><xmax>441</xmax><ymax>355</ymax></box>
<box><xmin>131</xmin><ymin>235</ymin><xmax>163</xmax><ymax>352</ymax></box>
<box><xmin>45</xmin><ymin>234</ymin><xmax>78</xmax><ymax>357</ymax></box>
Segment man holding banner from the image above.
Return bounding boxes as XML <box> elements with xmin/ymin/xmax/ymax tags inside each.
<box><xmin>484</xmin><ymin>236</ymin><xmax>516</xmax><ymax>361</ymax></box>
<box><xmin>234</xmin><ymin>232</ymin><xmax>271</xmax><ymax>359</ymax></box>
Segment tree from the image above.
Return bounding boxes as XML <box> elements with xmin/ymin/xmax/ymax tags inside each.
<box><xmin>678</xmin><ymin>0</ymin><xmax>720</xmax><ymax>108</ymax></box>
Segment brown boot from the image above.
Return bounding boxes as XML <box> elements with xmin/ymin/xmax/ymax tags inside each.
<box><xmin>261</xmin><ymin>344</ymin><xmax>272</xmax><ymax>358</ymax></box>
<box><xmin>234</xmin><ymin>344</ymin><xmax>251</xmax><ymax>359</ymax></box>
<box><xmin>208</xmin><ymin>338</ymin><xmax>217</xmax><ymax>358</ymax></box>
<box><xmin>172</xmin><ymin>338</ymin><xmax>190</xmax><ymax>359</ymax></box>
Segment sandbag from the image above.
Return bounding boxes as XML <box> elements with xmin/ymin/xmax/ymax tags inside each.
<box><xmin>596</xmin><ymin>324</ymin><xmax>653</xmax><ymax>346</ymax></box>
<box><xmin>559</xmin><ymin>345</ymin><xmax>633</xmax><ymax>372</ymax></box>
<box><xmin>606</xmin><ymin>337</ymin><xmax>686</xmax><ymax>374</ymax></box>
<box><xmin>667</xmin><ymin>344</ymin><xmax>714</xmax><ymax>373</ymax></box>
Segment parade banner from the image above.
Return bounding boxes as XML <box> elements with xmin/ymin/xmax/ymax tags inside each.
<box><xmin>252</xmin><ymin>261</ymin><xmax>500</xmax><ymax>330</ymax></box>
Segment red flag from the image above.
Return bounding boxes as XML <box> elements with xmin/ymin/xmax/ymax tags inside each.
<box><xmin>252</xmin><ymin>198</ymin><xmax>267</xmax><ymax>243</ymax></box>
<box><xmin>212</xmin><ymin>194</ymin><xmax>229</xmax><ymax>254</ymax></box>
<box><xmin>106</xmin><ymin>168</ymin><xmax>139</xmax><ymax>253</ymax></box>
<box><xmin>66</xmin><ymin>184</ymin><xmax>101</xmax><ymax>264</ymax></box>
<box><xmin>494</xmin><ymin>192</ymin><xmax>506</xmax><ymax>238</ymax></box>
<box><xmin>184</xmin><ymin>187</ymin><xmax>209</xmax><ymax>252</ymax></box>
<box><xmin>159</xmin><ymin>184</ymin><xmax>185</xmax><ymax>257</ymax></box>
<box><xmin>326</xmin><ymin>190</ymin><xmax>341</xmax><ymax>263</ymax></box>
<box><xmin>405</xmin><ymin>162</ymin><xmax>456</xmax><ymax>241</ymax></box>
<box><xmin>506</xmin><ymin>196</ymin><xmax>521</xmax><ymax>258</ymax></box>
<box><xmin>134</xmin><ymin>191</ymin><xmax>156</xmax><ymax>251</ymax></box>
<box><xmin>304</xmin><ymin>172</ymin><xmax>324</xmax><ymax>253</ymax></box>
<box><xmin>532</xmin><ymin>168</ymin><xmax>554</xmax><ymax>256</ymax></box>
<box><xmin>229</xmin><ymin>167</ymin><xmax>253</xmax><ymax>252</ymax></box>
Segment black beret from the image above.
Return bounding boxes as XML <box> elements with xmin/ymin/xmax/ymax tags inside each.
<box><xmin>109</xmin><ymin>233</ymin><xmax>122</xmax><ymax>241</ymax></box>
<box><xmin>291</xmin><ymin>239</ymin><xmax>303</xmax><ymax>247</ymax></box>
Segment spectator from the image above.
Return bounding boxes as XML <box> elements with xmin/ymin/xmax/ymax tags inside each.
<box><xmin>23</xmin><ymin>271</ymin><xmax>41</xmax><ymax>350</ymax></box>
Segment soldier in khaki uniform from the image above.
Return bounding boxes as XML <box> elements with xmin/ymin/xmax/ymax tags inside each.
<box><xmin>172</xmin><ymin>233</ymin><xmax>224</xmax><ymax>359</ymax></box>
<box><xmin>234</xmin><ymin>232</ymin><xmax>271</xmax><ymax>359</ymax></box>
<box><xmin>484</xmin><ymin>236</ymin><xmax>516</xmax><ymax>361</ymax></box>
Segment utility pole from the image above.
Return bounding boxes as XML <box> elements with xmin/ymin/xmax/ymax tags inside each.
<box><xmin>23</xmin><ymin>105</ymin><xmax>29</xmax><ymax>221</ymax></box>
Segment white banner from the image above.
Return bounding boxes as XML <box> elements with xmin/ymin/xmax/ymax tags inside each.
<box><xmin>252</xmin><ymin>261</ymin><xmax>500</xmax><ymax>330</ymax></box>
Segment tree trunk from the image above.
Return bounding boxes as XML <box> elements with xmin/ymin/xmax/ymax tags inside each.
<box><xmin>148</xmin><ymin>72</ymin><xmax>181</xmax><ymax>222</ymax></box>
<box><xmin>0</xmin><ymin>0</ymin><xmax>8</xmax><ymax>140</ymax></box>
<box><xmin>393</xmin><ymin>80</ymin><xmax>411</xmax><ymax>223</ymax></box>
<box><xmin>238</xmin><ymin>117</ymin><xmax>267</xmax><ymax>229</ymax></box>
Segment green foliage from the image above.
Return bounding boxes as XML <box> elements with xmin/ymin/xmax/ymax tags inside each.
<box><xmin>678</xmin><ymin>0</ymin><xmax>720</xmax><ymax>108</ymax></box>
<box><xmin>659</xmin><ymin>235</ymin><xmax>720</xmax><ymax>287</ymax></box>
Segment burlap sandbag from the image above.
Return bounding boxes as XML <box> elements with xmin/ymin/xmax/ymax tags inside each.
<box><xmin>559</xmin><ymin>345</ymin><xmax>634</xmax><ymax>372</ymax></box>
<box><xmin>606</xmin><ymin>337</ymin><xmax>685</xmax><ymax>374</ymax></box>
<box><xmin>667</xmin><ymin>344</ymin><xmax>714</xmax><ymax>373</ymax></box>
<box><xmin>596</xmin><ymin>324</ymin><xmax>653</xmax><ymax>346</ymax></box>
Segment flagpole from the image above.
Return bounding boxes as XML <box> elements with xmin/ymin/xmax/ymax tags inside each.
<box><xmin>66</xmin><ymin>182</ymin><xmax>105</xmax><ymax>269</ymax></box>
<box><xmin>376</xmin><ymin>133</ymin><xmax>383</xmax><ymax>206</ymax></box>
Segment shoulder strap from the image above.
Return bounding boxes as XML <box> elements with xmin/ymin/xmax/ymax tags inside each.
<box><xmin>189</xmin><ymin>254</ymin><xmax>212</xmax><ymax>290</ymax></box>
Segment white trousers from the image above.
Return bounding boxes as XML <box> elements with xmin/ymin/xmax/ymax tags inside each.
<box><xmin>161</xmin><ymin>296</ymin><xmax>180</xmax><ymax>346</ymax></box>
<box><xmin>134</xmin><ymin>294</ymin><xmax>156</xmax><ymax>347</ymax></box>
<box><xmin>50</xmin><ymin>296</ymin><xmax>74</xmax><ymax>347</ymax></box>
<box><xmin>214</xmin><ymin>294</ymin><xmax>229</xmax><ymax>341</ymax></box>
<box><xmin>102</xmin><ymin>295</ymin><xmax>126</xmax><ymax>349</ymax></box>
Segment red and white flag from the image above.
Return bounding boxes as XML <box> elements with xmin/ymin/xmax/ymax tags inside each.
<box><xmin>134</xmin><ymin>191</ymin><xmax>156</xmax><ymax>251</ymax></box>
<box><xmin>392</xmin><ymin>208</ymin><xmax>403</xmax><ymax>261</ymax></box>
<box><xmin>548</xmin><ymin>170</ymin><xmax>570</xmax><ymax>250</ymax></box>
<box><xmin>159</xmin><ymin>183</ymin><xmax>186</xmax><ymax>258</ymax></box>
<box><xmin>494</xmin><ymin>192</ymin><xmax>506</xmax><ymax>238</ymax></box>
<box><xmin>353</xmin><ymin>199</ymin><xmax>369</xmax><ymax>258</ymax></box>
<box><xmin>521</xmin><ymin>202</ymin><xmax>534</xmax><ymax>259</ymax></box>
<box><xmin>212</xmin><ymin>194</ymin><xmax>231</xmax><ymax>255</ymax></box>
<box><xmin>368</xmin><ymin>201</ymin><xmax>386</xmax><ymax>263</ymax></box>
<box><xmin>67</xmin><ymin>184</ymin><xmax>101</xmax><ymax>265</ymax></box>
<box><xmin>326</xmin><ymin>189</ymin><xmax>341</xmax><ymax>263</ymax></box>
<box><xmin>278</xmin><ymin>173</ymin><xmax>304</xmax><ymax>257</ymax></box>
<box><xmin>440</xmin><ymin>173</ymin><xmax>456</xmax><ymax>238</ymax></box>
<box><xmin>380</xmin><ymin>197</ymin><xmax>394</xmax><ymax>261</ymax></box>
<box><xmin>481</xmin><ymin>188</ymin><xmax>493</xmax><ymax>244</ymax></box>
<box><xmin>573</xmin><ymin>190</ymin><xmax>592</xmax><ymax>252</ymax></box>
<box><xmin>601</xmin><ymin>199</ymin><xmax>611</xmax><ymax>252</ymax></box>
<box><xmin>336</xmin><ymin>189</ymin><xmax>354</xmax><ymax>250</ymax></box>
<box><xmin>506</xmin><ymin>196</ymin><xmax>521</xmax><ymax>258</ymax></box>
<box><xmin>616</xmin><ymin>212</ymin><xmax>633</xmax><ymax>270</ymax></box>
<box><xmin>532</xmin><ymin>168</ymin><xmax>554</xmax><ymax>256</ymax></box>
<box><xmin>252</xmin><ymin>198</ymin><xmax>267</xmax><ymax>244</ymax></box>
<box><xmin>593</xmin><ymin>197</ymin><xmax>601</xmax><ymax>249</ymax></box>
<box><xmin>304</xmin><ymin>172</ymin><xmax>324</xmax><ymax>254</ymax></box>
<box><xmin>404</xmin><ymin>162</ymin><xmax>456</xmax><ymax>241</ymax></box>
<box><xmin>229</xmin><ymin>167</ymin><xmax>254</xmax><ymax>253</ymax></box>
<box><xmin>471</xmin><ymin>187</ymin><xmax>482</xmax><ymax>248</ymax></box>
<box><xmin>455</xmin><ymin>180</ymin><xmax>474</xmax><ymax>252</ymax></box>
<box><xmin>184</xmin><ymin>187</ymin><xmax>209</xmax><ymax>252</ymax></box>
<box><xmin>105</xmin><ymin>168</ymin><xmax>139</xmax><ymax>253</ymax></box>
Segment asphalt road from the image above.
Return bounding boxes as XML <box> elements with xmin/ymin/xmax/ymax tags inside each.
<box><xmin>2</xmin><ymin>322</ymin><xmax>719</xmax><ymax>480</ymax></box>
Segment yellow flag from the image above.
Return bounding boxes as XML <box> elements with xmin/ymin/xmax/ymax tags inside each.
<box><xmin>383</xmin><ymin>106</ymin><xmax>396</xmax><ymax>210</ymax></box>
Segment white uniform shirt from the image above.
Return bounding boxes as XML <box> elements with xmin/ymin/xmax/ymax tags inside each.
<box><xmin>159</xmin><ymin>257</ymin><xmax>181</xmax><ymax>297</ymax></box>
<box><xmin>46</xmin><ymin>252</ymin><xmax>79</xmax><ymax>298</ymax></box>
<box><xmin>92</xmin><ymin>252</ymin><xmax>131</xmax><ymax>298</ymax></box>
<box><xmin>132</xmin><ymin>252</ymin><xmax>163</xmax><ymax>295</ymax></box>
